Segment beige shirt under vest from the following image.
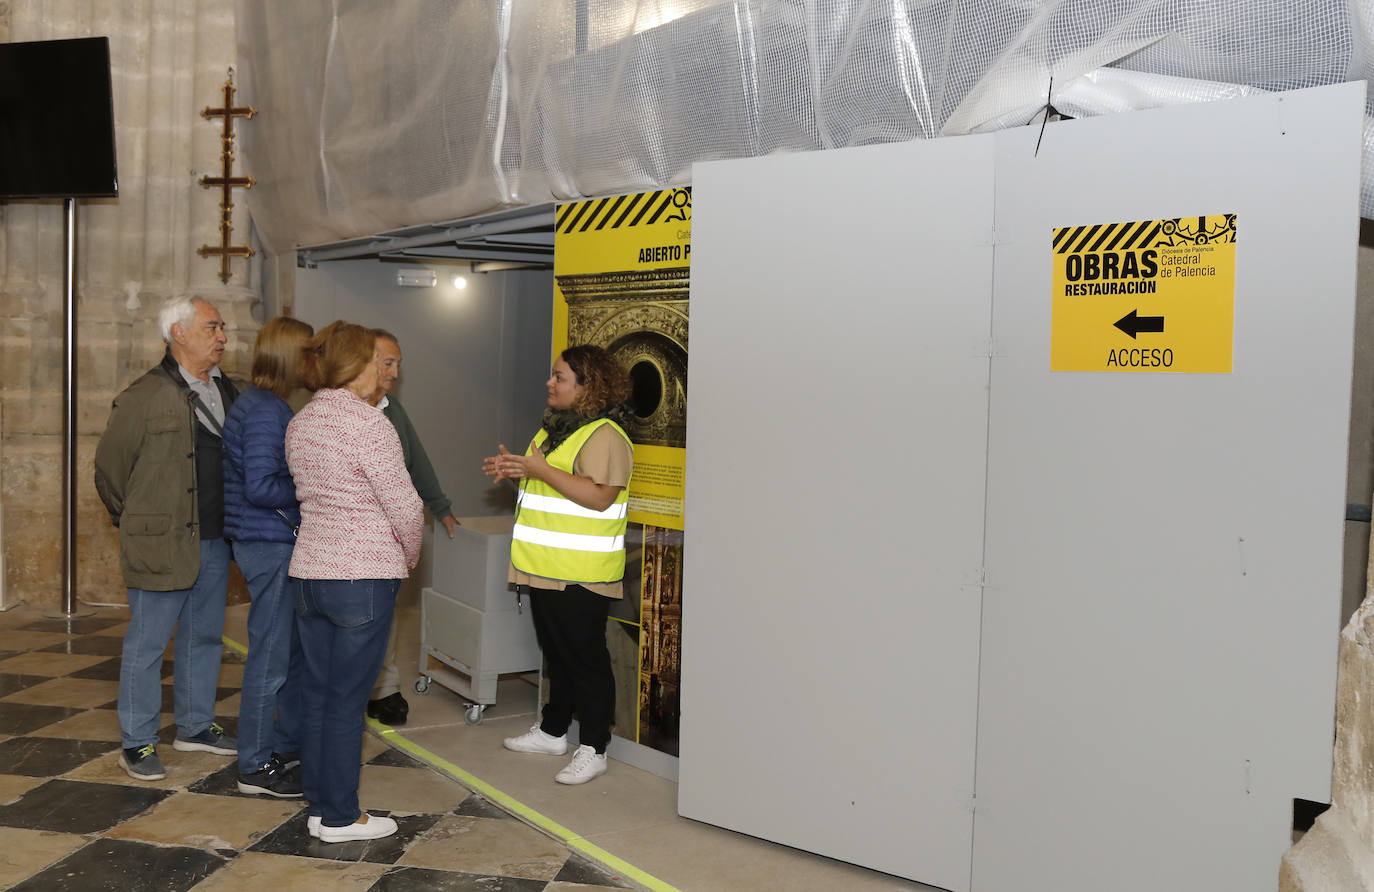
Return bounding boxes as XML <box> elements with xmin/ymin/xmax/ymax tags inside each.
<box><xmin>508</xmin><ymin>423</ymin><xmax>634</xmax><ymax>599</ymax></box>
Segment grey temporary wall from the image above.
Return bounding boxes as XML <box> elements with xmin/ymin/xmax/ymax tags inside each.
<box><xmin>679</xmin><ymin>81</ymin><xmax>1364</xmax><ymax>892</ymax></box>
<box><xmin>293</xmin><ymin>261</ymin><xmax>553</xmax><ymax>520</ymax></box>
<box><xmin>682</xmin><ymin>135</ymin><xmax>997</xmax><ymax>889</ymax></box>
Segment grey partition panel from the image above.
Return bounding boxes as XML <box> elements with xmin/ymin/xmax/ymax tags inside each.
<box><xmin>973</xmin><ymin>84</ymin><xmax>1364</xmax><ymax>891</ymax></box>
<box><xmin>680</xmin><ymin>138</ymin><xmax>996</xmax><ymax>890</ymax></box>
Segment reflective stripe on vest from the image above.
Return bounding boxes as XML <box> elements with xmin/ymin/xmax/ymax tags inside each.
<box><xmin>511</xmin><ymin>523</ymin><xmax>625</xmax><ymax>553</ymax></box>
<box><xmin>516</xmin><ymin>490</ymin><xmax>628</xmax><ymax>521</ymax></box>
<box><xmin>509</xmin><ymin>418</ymin><xmax>632</xmax><ymax>584</ymax></box>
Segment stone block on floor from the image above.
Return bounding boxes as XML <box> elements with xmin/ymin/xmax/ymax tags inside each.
<box><xmin>1282</xmin><ymin>807</ymin><xmax>1374</xmax><ymax>891</ymax></box>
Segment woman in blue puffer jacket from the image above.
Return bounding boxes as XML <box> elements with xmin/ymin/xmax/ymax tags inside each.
<box><xmin>223</xmin><ymin>316</ymin><xmax>314</xmax><ymax>798</ymax></box>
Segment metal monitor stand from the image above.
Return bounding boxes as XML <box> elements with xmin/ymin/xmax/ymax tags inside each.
<box><xmin>53</xmin><ymin>197</ymin><xmax>92</xmax><ymax>619</ymax></box>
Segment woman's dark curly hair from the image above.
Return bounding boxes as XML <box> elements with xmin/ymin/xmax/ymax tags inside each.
<box><xmin>561</xmin><ymin>345</ymin><xmax>631</xmax><ymax>417</ymax></box>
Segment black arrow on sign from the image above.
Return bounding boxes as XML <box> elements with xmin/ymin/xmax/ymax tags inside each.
<box><xmin>1114</xmin><ymin>309</ymin><xmax>1165</xmax><ymax>339</ymax></box>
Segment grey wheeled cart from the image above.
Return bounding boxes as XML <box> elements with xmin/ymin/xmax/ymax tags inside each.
<box><xmin>414</xmin><ymin>516</ymin><xmax>541</xmax><ymax>725</ymax></box>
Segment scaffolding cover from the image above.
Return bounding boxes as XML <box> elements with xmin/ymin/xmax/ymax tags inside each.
<box><xmin>235</xmin><ymin>0</ymin><xmax>1374</xmax><ymax>255</ymax></box>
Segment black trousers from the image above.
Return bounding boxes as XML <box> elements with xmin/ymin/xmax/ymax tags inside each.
<box><xmin>529</xmin><ymin>584</ymin><xmax>614</xmax><ymax>753</ymax></box>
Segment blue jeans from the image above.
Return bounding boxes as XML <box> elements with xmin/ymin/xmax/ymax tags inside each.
<box><xmin>118</xmin><ymin>538</ymin><xmax>230</xmax><ymax>749</ymax></box>
<box><xmin>232</xmin><ymin>540</ymin><xmax>302</xmax><ymax>774</ymax></box>
<box><xmin>293</xmin><ymin>576</ymin><xmax>397</xmax><ymax>827</ymax></box>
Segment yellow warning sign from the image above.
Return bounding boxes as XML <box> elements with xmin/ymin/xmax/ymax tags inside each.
<box><xmin>552</xmin><ymin>188</ymin><xmax>692</xmax><ymax>359</ymax></box>
<box><xmin>1050</xmin><ymin>214</ymin><xmax>1237</xmax><ymax>373</ymax></box>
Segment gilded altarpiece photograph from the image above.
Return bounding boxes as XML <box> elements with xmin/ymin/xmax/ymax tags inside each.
<box><xmin>553</xmin><ymin>188</ymin><xmax>689</xmax><ymax>756</ymax></box>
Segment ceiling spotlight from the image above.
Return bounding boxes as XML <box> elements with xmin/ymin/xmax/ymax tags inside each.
<box><xmin>452</xmin><ymin>274</ymin><xmax>468</xmax><ymax>290</ymax></box>
<box><xmin>396</xmin><ymin>268</ymin><xmax>436</xmax><ymax>288</ymax></box>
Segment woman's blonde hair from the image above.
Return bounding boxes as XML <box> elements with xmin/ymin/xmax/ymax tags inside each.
<box><xmin>250</xmin><ymin>316</ymin><xmax>314</xmax><ymax>398</ymax></box>
<box><xmin>300</xmin><ymin>320</ymin><xmax>376</xmax><ymax>391</ymax></box>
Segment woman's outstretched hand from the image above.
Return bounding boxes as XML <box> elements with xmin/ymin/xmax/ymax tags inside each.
<box><xmin>482</xmin><ymin>444</ymin><xmax>548</xmax><ymax>482</ymax></box>
<box><xmin>481</xmin><ymin>446</ymin><xmax>510</xmax><ymax>481</ymax></box>
<box><xmin>484</xmin><ymin>441</ymin><xmax>620</xmax><ymax>512</ymax></box>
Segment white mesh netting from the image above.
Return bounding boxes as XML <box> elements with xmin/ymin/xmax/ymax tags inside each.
<box><xmin>235</xmin><ymin>0</ymin><xmax>1374</xmax><ymax>255</ymax></box>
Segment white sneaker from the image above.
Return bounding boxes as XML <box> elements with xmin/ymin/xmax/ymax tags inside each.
<box><xmin>318</xmin><ymin>813</ymin><xmax>398</xmax><ymax>843</ymax></box>
<box><xmin>504</xmin><ymin>724</ymin><xmax>568</xmax><ymax>755</ymax></box>
<box><xmin>307</xmin><ymin>815</ymin><xmax>321</xmax><ymax>838</ymax></box>
<box><xmin>555</xmin><ymin>744</ymin><xmax>607</xmax><ymax>785</ymax></box>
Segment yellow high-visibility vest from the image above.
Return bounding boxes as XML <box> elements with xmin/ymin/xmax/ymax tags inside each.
<box><xmin>510</xmin><ymin>418</ymin><xmax>632</xmax><ymax>583</ymax></box>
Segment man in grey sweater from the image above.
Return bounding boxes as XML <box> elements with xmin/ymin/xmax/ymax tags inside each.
<box><xmin>366</xmin><ymin>329</ymin><xmax>459</xmax><ymax>726</ymax></box>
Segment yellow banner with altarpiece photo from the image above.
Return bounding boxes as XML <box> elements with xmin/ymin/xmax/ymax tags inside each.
<box><xmin>554</xmin><ymin>187</ymin><xmax>690</xmax><ymax>757</ymax></box>
<box><xmin>553</xmin><ymin>187</ymin><xmax>690</xmax><ymax>529</ymax></box>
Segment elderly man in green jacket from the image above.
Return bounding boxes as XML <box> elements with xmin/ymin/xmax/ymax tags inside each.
<box><xmin>365</xmin><ymin>329</ymin><xmax>459</xmax><ymax>726</ymax></box>
<box><xmin>95</xmin><ymin>296</ymin><xmax>241</xmax><ymax>781</ymax></box>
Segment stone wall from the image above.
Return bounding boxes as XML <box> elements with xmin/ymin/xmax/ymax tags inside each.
<box><xmin>0</xmin><ymin>292</ymin><xmax>256</xmax><ymax>609</ymax></box>
<box><xmin>0</xmin><ymin>2</ymin><xmax>258</xmax><ymax>609</ymax></box>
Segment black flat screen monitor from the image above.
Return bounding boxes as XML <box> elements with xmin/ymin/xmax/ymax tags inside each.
<box><xmin>0</xmin><ymin>36</ymin><xmax>118</xmax><ymax>198</ymax></box>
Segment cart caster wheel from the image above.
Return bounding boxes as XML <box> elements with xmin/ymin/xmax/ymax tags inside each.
<box><xmin>464</xmin><ymin>704</ymin><xmax>485</xmax><ymax>726</ymax></box>
<box><xmin>414</xmin><ymin>676</ymin><xmax>431</xmax><ymax>694</ymax></box>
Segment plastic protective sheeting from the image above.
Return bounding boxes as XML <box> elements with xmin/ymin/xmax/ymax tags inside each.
<box><xmin>235</xmin><ymin>0</ymin><xmax>1374</xmax><ymax>256</ymax></box>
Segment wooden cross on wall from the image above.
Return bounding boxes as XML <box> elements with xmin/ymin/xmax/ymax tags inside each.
<box><xmin>197</xmin><ymin>71</ymin><xmax>256</xmax><ymax>283</ymax></box>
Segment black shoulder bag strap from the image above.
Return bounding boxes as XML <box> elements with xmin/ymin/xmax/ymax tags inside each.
<box><xmin>187</xmin><ymin>391</ymin><xmax>224</xmax><ymax>437</ymax></box>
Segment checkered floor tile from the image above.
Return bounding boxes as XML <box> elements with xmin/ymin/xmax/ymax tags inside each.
<box><xmin>0</xmin><ymin>608</ymin><xmax>633</xmax><ymax>891</ymax></box>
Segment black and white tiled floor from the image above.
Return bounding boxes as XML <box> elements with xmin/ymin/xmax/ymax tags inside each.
<box><xmin>0</xmin><ymin>608</ymin><xmax>633</xmax><ymax>891</ymax></box>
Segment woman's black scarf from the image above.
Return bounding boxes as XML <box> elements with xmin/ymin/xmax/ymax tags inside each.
<box><xmin>540</xmin><ymin>404</ymin><xmax>630</xmax><ymax>454</ymax></box>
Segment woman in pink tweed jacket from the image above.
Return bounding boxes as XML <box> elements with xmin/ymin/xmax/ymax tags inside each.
<box><xmin>284</xmin><ymin>320</ymin><xmax>423</xmax><ymax>844</ymax></box>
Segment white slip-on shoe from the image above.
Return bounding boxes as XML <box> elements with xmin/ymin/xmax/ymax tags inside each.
<box><xmin>555</xmin><ymin>744</ymin><xmax>607</xmax><ymax>785</ymax></box>
<box><xmin>317</xmin><ymin>813</ymin><xmax>397</xmax><ymax>843</ymax></box>
<box><xmin>503</xmin><ymin>723</ymin><xmax>568</xmax><ymax>755</ymax></box>
<box><xmin>307</xmin><ymin>815</ymin><xmax>321</xmax><ymax>839</ymax></box>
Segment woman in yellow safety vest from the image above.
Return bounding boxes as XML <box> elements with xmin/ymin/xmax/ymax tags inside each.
<box><xmin>483</xmin><ymin>345</ymin><xmax>634</xmax><ymax>786</ymax></box>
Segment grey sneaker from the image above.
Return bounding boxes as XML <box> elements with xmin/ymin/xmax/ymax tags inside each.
<box><xmin>119</xmin><ymin>744</ymin><xmax>166</xmax><ymax>781</ymax></box>
<box><xmin>173</xmin><ymin>721</ymin><xmax>237</xmax><ymax>755</ymax></box>
<box><xmin>503</xmin><ymin>723</ymin><xmax>568</xmax><ymax>755</ymax></box>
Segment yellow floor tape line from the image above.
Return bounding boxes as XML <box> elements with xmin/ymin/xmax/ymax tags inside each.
<box><xmin>373</xmin><ymin>721</ymin><xmax>680</xmax><ymax>892</ymax></box>
<box><xmin>223</xmin><ymin>634</ymin><xmax>677</xmax><ymax>892</ymax></box>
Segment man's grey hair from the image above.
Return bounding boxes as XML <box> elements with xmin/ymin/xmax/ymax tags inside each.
<box><xmin>158</xmin><ymin>297</ymin><xmax>201</xmax><ymax>343</ymax></box>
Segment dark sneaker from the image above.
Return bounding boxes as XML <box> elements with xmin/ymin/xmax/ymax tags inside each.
<box><xmin>118</xmin><ymin>744</ymin><xmax>166</xmax><ymax>781</ymax></box>
<box><xmin>237</xmin><ymin>755</ymin><xmax>303</xmax><ymax>798</ymax></box>
<box><xmin>274</xmin><ymin>750</ymin><xmax>301</xmax><ymax>770</ymax></box>
<box><xmin>173</xmin><ymin>721</ymin><xmax>237</xmax><ymax>755</ymax></box>
<box><xmin>366</xmin><ymin>692</ymin><xmax>409</xmax><ymax>726</ymax></box>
